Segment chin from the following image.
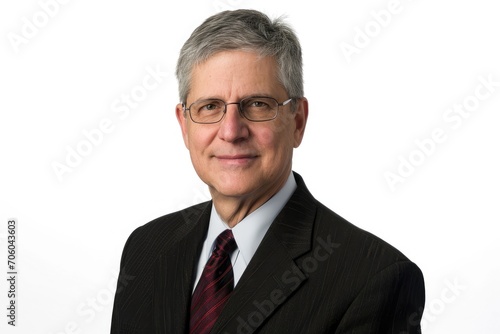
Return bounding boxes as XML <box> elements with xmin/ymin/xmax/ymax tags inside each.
<box><xmin>200</xmin><ymin>168</ymin><xmax>265</xmax><ymax>197</ymax></box>
<box><xmin>209</xmin><ymin>179</ymin><xmax>258</xmax><ymax>199</ymax></box>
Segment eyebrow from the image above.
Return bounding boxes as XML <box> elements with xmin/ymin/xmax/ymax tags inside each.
<box><xmin>191</xmin><ymin>93</ymin><xmax>276</xmax><ymax>102</ymax></box>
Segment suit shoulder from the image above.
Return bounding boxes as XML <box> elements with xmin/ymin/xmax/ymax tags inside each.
<box><xmin>314</xmin><ymin>200</ymin><xmax>411</xmax><ymax>263</ymax></box>
<box><xmin>124</xmin><ymin>201</ymin><xmax>210</xmax><ymax>254</ymax></box>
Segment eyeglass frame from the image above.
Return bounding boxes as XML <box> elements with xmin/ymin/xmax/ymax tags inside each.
<box><xmin>182</xmin><ymin>96</ymin><xmax>293</xmax><ymax>124</ymax></box>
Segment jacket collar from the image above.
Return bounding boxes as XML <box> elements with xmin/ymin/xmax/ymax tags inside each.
<box><xmin>154</xmin><ymin>202</ymin><xmax>211</xmax><ymax>334</ymax></box>
<box><xmin>211</xmin><ymin>172</ymin><xmax>317</xmax><ymax>333</ymax></box>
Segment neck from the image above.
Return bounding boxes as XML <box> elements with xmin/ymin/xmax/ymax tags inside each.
<box><xmin>210</xmin><ymin>173</ymin><xmax>290</xmax><ymax>228</ymax></box>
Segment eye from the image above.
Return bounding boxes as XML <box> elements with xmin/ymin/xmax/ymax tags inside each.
<box><xmin>249</xmin><ymin>100</ymin><xmax>270</xmax><ymax>108</ymax></box>
<box><xmin>201</xmin><ymin>102</ymin><xmax>220</xmax><ymax>111</ymax></box>
<box><xmin>195</xmin><ymin>100</ymin><xmax>223</xmax><ymax>113</ymax></box>
<box><xmin>243</xmin><ymin>98</ymin><xmax>274</xmax><ymax>110</ymax></box>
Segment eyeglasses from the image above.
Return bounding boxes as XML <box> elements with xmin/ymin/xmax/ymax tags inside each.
<box><xmin>182</xmin><ymin>96</ymin><xmax>293</xmax><ymax>124</ymax></box>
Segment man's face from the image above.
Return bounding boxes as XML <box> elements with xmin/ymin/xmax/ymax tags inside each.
<box><xmin>176</xmin><ymin>51</ymin><xmax>307</xmax><ymax>203</ymax></box>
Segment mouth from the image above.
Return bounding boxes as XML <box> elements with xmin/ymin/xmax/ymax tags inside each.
<box><xmin>214</xmin><ymin>154</ymin><xmax>259</xmax><ymax>166</ymax></box>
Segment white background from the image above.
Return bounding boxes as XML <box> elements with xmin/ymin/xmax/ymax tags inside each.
<box><xmin>1</xmin><ymin>0</ymin><xmax>499</xmax><ymax>333</ymax></box>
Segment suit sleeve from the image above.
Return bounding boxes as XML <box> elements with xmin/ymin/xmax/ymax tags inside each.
<box><xmin>335</xmin><ymin>260</ymin><xmax>425</xmax><ymax>334</ymax></box>
<box><xmin>110</xmin><ymin>229</ymin><xmax>137</xmax><ymax>334</ymax></box>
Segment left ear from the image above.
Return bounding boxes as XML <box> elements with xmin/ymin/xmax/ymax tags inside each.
<box><xmin>293</xmin><ymin>97</ymin><xmax>308</xmax><ymax>148</ymax></box>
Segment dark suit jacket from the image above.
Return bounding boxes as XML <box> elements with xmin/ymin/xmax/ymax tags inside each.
<box><xmin>111</xmin><ymin>172</ymin><xmax>425</xmax><ymax>333</ymax></box>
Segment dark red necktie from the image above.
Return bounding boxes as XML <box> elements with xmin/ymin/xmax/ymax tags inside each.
<box><xmin>189</xmin><ymin>229</ymin><xmax>237</xmax><ymax>334</ymax></box>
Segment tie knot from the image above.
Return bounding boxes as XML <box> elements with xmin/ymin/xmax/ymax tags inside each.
<box><xmin>215</xmin><ymin>229</ymin><xmax>237</xmax><ymax>255</ymax></box>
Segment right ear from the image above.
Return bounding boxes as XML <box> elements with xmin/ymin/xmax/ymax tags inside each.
<box><xmin>176</xmin><ymin>103</ymin><xmax>189</xmax><ymax>149</ymax></box>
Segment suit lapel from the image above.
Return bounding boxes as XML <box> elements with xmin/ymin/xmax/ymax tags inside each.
<box><xmin>153</xmin><ymin>202</ymin><xmax>211</xmax><ymax>334</ymax></box>
<box><xmin>211</xmin><ymin>173</ymin><xmax>317</xmax><ymax>333</ymax></box>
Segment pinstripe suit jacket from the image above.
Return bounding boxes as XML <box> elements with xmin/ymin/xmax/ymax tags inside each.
<box><xmin>111</xmin><ymin>172</ymin><xmax>425</xmax><ymax>333</ymax></box>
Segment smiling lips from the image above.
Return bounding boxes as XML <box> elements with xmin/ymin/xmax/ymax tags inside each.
<box><xmin>214</xmin><ymin>154</ymin><xmax>258</xmax><ymax>166</ymax></box>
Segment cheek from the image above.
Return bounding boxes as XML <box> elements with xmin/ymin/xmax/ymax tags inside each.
<box><xmin>188</xmin><ymin>130</ymin><xmax>211</xmax><ymax>172</ymax></box>
<box><xmin>187</xmin><ymin>125</ymin><xmax>213</xmax><ymax>151</ymax></box>
<box><xmin>258</xmin><ymin>128</ymin><xmax>275</xmax><ymax>147</ymax></box>
<box><xmin>255</xmin><ymin>124</ymin><xmax>294</xmax><ymax>155</ymax></box>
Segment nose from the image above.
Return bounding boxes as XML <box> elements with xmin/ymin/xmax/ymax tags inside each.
<box><xmin>218</xmin><ymin>103</ymin><xmax>249</xmax><ymax>142</ymax></box>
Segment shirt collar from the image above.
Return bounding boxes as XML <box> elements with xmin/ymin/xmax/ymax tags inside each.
<box><xmin>206</xmin><ymin>172</ymin><xmax>297</xmax><ymax>264</ymax></box>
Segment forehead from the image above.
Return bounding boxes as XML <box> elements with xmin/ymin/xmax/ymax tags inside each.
<box><xmin>188</xmin><ymin>51</ymin><xmax>285</xmax><ymax>101</ymax></box>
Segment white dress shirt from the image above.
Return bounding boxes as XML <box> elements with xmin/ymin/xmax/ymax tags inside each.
<box><xmin>192</xmin><ymin>172</ymin><xmax>297</xmax><ymax>290</ymax></box>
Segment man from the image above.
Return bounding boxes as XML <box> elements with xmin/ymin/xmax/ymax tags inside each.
<box><xmin>111</xmin><ymin>9</ymin><xmax>425</xmax><ymax>334</ymax></box>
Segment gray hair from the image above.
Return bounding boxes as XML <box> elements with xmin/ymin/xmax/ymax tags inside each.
<box><xmin>175</xmin><ymin>9</ymin><xmax>303</xmax><ymax>109</ymax></box>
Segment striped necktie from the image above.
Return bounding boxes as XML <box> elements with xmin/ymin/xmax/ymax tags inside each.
<box><xmin>189</xmin><ymin>229</ymin><xmax>237</xmax><ymax>334</ymax></box>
